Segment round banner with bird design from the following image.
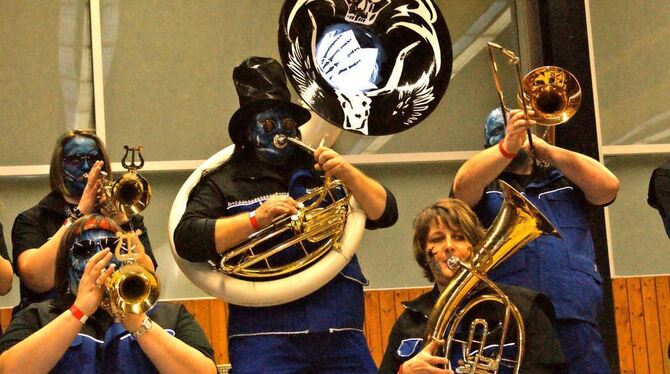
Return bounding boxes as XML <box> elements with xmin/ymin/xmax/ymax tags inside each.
<box><xmin>279</xmin><ymin>0</ymin><xmax>453</xmax><ymax>136</ymax></box>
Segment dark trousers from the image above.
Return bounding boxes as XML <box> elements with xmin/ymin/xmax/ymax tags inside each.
<box><xmin>556</xmin><ymin>319</ymin><xmax>610</xmax><ymax>374</ymax></box>
<box><xmin>229</xmin><ymin>330</ymin><xmax>377</xmax><ymax>374</ymax></box>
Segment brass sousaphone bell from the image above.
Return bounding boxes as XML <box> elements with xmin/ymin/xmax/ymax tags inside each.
<box><xmin>423</xmin><ymin>181</ymin><xmax>560</xmax><ymax>373</ymax></box>
<box><xmin>278</xmin><ymin>0</ymin><xmax>453</xmax><ymax>136</ymax></box>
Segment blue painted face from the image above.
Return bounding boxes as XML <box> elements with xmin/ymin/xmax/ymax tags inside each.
<box><xmin>68</xmin><ymin>229</ymin><xmax>122</xmax><ymax>293</ymax></box>
<box><xmin>251</xmin><ymin>107</ymin><xmax>299</xmax><ymax>165</ymax></box>
<box><xmin>484</xmin><ymin>108</ymin><xmax>506</xmax><ymax>148</ymax></box>
<box><xmin>62</xmin><ymin>136</ymin><xmax>103</xmax><ymax>197</ymax></box>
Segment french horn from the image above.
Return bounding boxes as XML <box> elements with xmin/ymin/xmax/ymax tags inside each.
<box><xmin>423</xmin><ymin>181</ymin><xmax>560</xmax><ymax>373</ymax></box>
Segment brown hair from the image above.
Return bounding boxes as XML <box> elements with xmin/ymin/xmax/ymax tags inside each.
<box><xmin>412</xmin><ymin>198</ymin><xmax>486</xmax><ymax>282</ymax></box>
<box><xmin>53</xmin><ymin>214</ymin><xmax>121</xmax><ymax>309</ymax></box>
<box><xmin>49</xmin><ymin>129</ymin><xmax>112</xmax><ymax>197</ymax></box>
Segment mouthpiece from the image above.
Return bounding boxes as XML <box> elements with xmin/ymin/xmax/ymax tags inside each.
<box><xmin>447</xmin><ymin>256</ymin><xmax>461</xmax><ymax>271</ymax></box>
<box><xmin>273</xmin><ymin>134</ymin><xmax>289</xmax><ymax>148</ymax></box>
<box><xmin>272</xmin><ymin>135</ymin><xmax>316</xmax><ymax>154</ymax></box>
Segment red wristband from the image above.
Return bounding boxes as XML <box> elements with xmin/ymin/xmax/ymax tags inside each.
<box><xmin>69</xmin><ymin>304</ymin><xmax>88</xmax><ymax>324</ymax></box>
<box><xmin>248</xmin><ymin>210</ymin><xmax>261</xmax><ymax>230</ymax></box>
<box><xmin>498</xmin><ymin>140</ymin><xmax>517</xmax><ymax>159</ymax></box>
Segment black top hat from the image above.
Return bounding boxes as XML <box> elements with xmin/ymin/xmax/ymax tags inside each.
<box><xmin>229</xmin><ymin>57</ymin><xmax>311</xmax><ymax>145</ymax></box>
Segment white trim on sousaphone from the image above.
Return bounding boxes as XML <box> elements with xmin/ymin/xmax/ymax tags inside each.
<box><xmin>167</xmin><ymin>119</ymin><xmax>366</xmax><ymax>307</ymax></box>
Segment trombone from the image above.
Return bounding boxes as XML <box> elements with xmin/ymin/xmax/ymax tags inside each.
<box><xmin>486</xmin><ymin>42</ymin><xmax>581</xmax><ymax>160</ymax></box>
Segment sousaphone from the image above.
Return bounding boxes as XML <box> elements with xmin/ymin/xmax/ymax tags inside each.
<box><xmin>168</xmin><ymin>0</ymin><xmax>453</xmax><ymax>307</ymax></box>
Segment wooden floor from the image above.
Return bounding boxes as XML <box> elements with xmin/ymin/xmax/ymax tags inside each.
<box><xmin>1</xmin><ymin>277</ymin><xmax>668</xmax><ymax>372</ymax></box>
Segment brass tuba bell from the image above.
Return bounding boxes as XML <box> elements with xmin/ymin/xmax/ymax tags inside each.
<box><xmin>423</xmin><ymin>181</ymin><xmax>560</xmax><ymax>373</ymax></box>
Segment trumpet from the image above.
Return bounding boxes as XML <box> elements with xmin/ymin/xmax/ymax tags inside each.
<box><xmin>102</xmin><ymin>230</ymin><xmax>159</xmax><ymax>318</ymax></box>
<box><xmin>97</xmin><ymin>146</ymin><xmax>151</xmax><ymax>217</ymax></box>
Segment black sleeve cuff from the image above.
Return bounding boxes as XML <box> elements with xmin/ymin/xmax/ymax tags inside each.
<box><xmin>173</xmin><ymin>217</ymin><xmax>220</xmax><ymax>263</ymax></box>
<box><xmin>365</xmin><ymin>185</ymin><xmax>399</xmax><ymax>230</ymax></box>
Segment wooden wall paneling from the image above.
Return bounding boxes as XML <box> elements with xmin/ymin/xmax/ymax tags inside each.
<box><xmin>0</xmin><ymin>308</ymin><xmax>11</xmax><ymax>331</ymax></box>
<box><xmin>656</xmin><ymin>277</ymin><xmax>670</xmax><ymax>374</ymax></box>
<box><xmin>641</xmin><ymin>277</ymin><xmax>664</xmax><ymax>372</ymax></box>
<box><xmin>626</xmin><ymin>277</ymin><xmax>650</xmax><ymax>374</ymax></box>
<box><xmin>193</xmin><ymin>299</ymin><xmax>213</xmax><ymax>340</ymax></box>
<box><xmin>180</xmin><ymin>300</ymin><xmax>196</xmax><ymax>317</ymax></box>
<box><xmin>612</xmin><ymin>278</ymin><xmax>635</xmax><ymax>374</ymax></box>
<box><xmin>408</xmin><ymin>287</ymin><xmax>427</xmax><ymax>301</ymax></box>
<box><xmin>364</xmin><ymin>290</ymin><xmax>383</xmax><ymax>365</ymax></box>
<box><xmin>209</xmin><ymin>299</ymin><xmax>229</xmax><ymax>364</ymax></box>
<box><xmin>378</xmin><ymin>290</ymin><xmax>397</xmax><ymax>354</ymax></box>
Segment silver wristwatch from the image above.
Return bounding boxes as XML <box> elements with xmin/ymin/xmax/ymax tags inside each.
<box><xmin>130</xmin><ymin>316</ymin><xmax>153</xmax><ymax>338</ymax></box>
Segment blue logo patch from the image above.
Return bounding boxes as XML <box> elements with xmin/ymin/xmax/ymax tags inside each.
<box><xmin>397</xmin><ymin>338</ymin><xmax>423</xmax><ymax>358</ymax></box>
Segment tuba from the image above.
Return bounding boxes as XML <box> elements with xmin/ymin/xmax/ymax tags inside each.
<box><xmin>169</xmin><ymin>0</ymin><xmax>453</xmax><ymax>306</ymax></box>
<box><xmin>99</xmin><ymin>145</ymin><xmax>151</xmax><ymax>217</ymax></box>
<box><xmin>102</xmin><ymin>230</ymin><xmax>160</xmax><ymax>319</ymax></box>
<box><xmin>422</xmin><ymin>181</ymin><xmax>560</xmax><ymax>373</ymax></box>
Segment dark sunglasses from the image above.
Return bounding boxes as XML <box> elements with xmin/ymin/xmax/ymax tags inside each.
<box><xmin>63</xmin><ymin>154</ymin><xmax>104</xmax><ymax>168</ymax></box>
<box><xmin>70</xmin><ymin>237</ymin><xmax>127</xmax><ymax>260</ymax></box>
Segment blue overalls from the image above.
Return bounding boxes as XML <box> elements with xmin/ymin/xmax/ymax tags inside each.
<box><xmin>475</xmin><ymin>168</ymin><xmax>610</xmax><ymax>373</ymax></box>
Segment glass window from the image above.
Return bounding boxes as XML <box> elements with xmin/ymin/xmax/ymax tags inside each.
<box><xmin>0</xmin><ymin>0</ymin><xmax>93</xmax><ymax>166</ymax></box>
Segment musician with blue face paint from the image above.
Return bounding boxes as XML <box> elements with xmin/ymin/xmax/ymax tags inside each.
<box><xmin>452</xmin><ymin>108</ymin><xmax>619</xmax><ymax>373</ymax></box>
<box><xmin>11</xmin><ymin>130</ymin><xmax>156</xmax><ymax>315</ymax></box>
<box><xmin>174</xmin><ymin>56</ymin><xmax>398</xmax><ymax>373</ymax></box>
<box><xmin>0</xmin><ymin>214</ymin><xmax>216</xmax><ymax>373</ymax></box>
